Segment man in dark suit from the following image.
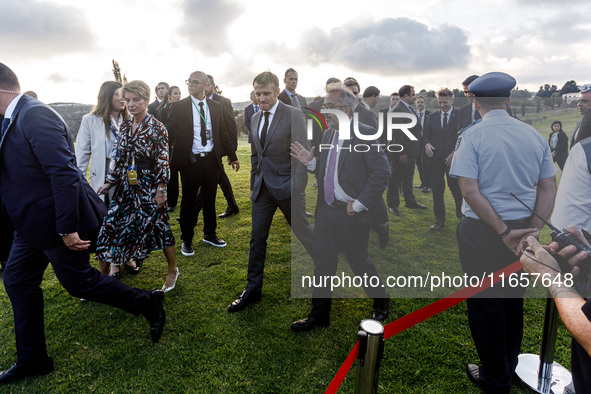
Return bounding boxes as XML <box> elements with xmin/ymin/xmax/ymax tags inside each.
<box><xmin>165</xmin><ymin>71</ymin><xmax>239</xmax><ymax>255</ymax></box>
<box><xmin>459</xmin><ymin>75</ymin><xmax>481</xmax><ymax>129</ymax></box>
<box><xmin>193</xmin><ymin>75</ymin><xmax>240</xmax><ymax>220</ymax></box>
<box><xmin>387</xmin><ymin>85</ymin><xmax>427</xmax><ymax>216</ymax></box>
<box><xmin>290</xmin><ymin>84</ymin><xmax>390</xmax><ymax>331</ymax></box>
<box><xmin>356</xmin><ymin>86</ymin><xmax>380</xmax><ymax>130</ymax></box>
<box><xmin>0</xmin><ymin>63</ymin><xmax>165</xmax><ymax>384</ymax></box>
<box><xmin>243</xmin><ymin>90</ymin><xmax>259</xmax><ymax>143</ymax></box>
<box><xmin>278</xmin><ymin>68</ymin><xmax>307</xmax><ymax>109</ymax></box>
<box><xmin>147</xmin><ymin>82</ymin><xmax>169</xmax><ymax>116</ymax></box>
<box><xmin>228</xmin><ymin>71</ymin><xmax>314</xmax><ymax>312</ymax></box>
<box><xmin>423</xmin><ymin>88</ymin><xmax>463</xmax><ymax>231</ymax></box>
<box><xmin>414</xmin><ymin>94</ymin><xmax>431</xmax><ymax>192</ymax></box>
<box><xmin>571</xmin><ymin>89</ymin><xmax>591</xmax><ymax>148</ymax></box>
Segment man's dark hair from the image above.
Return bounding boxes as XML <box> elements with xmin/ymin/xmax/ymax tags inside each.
<box><xmin>284</xmin><ymin>68</ymin><xmax>297</xmax><ymax>78</ymax></box>
<box><xmin>253</xmin><ymin>71</ymin><xmax>280</xmax><ymax>89</ymax></box>
<box><xmin>343</xmin><ymin>77</ymin><xmax>360</xmax><ymax>91</ymax></box>
<box><xmin>462</xmin><ymin>75</ymin><xmax>479</xmax><ymax>87</ymax></box>
<box><xmin>207</xmin><ymin>74</ymin><xmax>215</xmax><ymax>85</ymax></box>
<box><xmin>155</xmin><ymin>82</ymin><xmax>169</xmax><ymax>93</ymax></box>
<box><xmin>325</xmin><ymin>77</ymin><xmax>341</xmax><ymax>86</ymax></box>
<box><xmin>0</xmin><ymin>63</ymin><xmax>20</xmax><ymax>91</ymax></box>
<box><xmin>363</xmin><ymin>86</ymin><xmax>380</xmax><ymax>98</ymax></box>
<box><xmin>390</xmin><ymin>92</ymin><xmax>400</xmax><ymax>97</ymax></box>
<box><xmin>398</xmin><ymin>85</ymin><xmax>413</xmax><ymax>97</ymax></box>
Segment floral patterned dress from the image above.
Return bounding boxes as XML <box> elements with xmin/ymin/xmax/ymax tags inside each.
<box><xmin>95</xmin><ymin>114</ymin><xmax>175</xmax><ymax>265</ymax></box>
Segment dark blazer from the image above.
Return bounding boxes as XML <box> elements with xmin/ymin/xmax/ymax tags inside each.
<box><xmin>416</xmin><ymin>110</ymin><xmax>431</xmax><ymax>131</ymax></box>
<box><xmin>250</xmin><ymin>101</ymin><xmax>308</xmax><ymax>201</ymax></box>
<box><xmin>0</xmin><ymin>95</ymin><xmax>106</xmax><ymax>250</ymax></box>
<box><xmin>549</xmin><ymin>130</ymin><xmax>569</xmax><ymax>167</ymax></box>
<box><xmin>165</xmin><ymin>96</ymin><xmax>237</xmax><ymax>172</ymax></box>
<box><xmin>279</xmin><ymin>89</ymin><xmax>307</xmax><ymax>109</ymax></box>
<box><xmin>572</xmin><ymin>108</ymin><xmax>591</xmax><ymax>148</ymax></box>
<box><xmin>244</xmin><ymin>103</ymin><xmax>257</xmax><ymax>143</ymax></box>
<box><xmin>308</xmin><ymin>97</ymin><xmax>326</xmax><ymax>157</ymax></box>
<box><xmin>459</xmin><ymin>103</ymin><xmax>481</xmax><ymax>129</ymax></box>
<box><xmin>422</xmin><ymin>108</ymin><xmax>461</xmax><ymax>163</ymax></box>
<box><xmin>147</xmin><ymin>99</ymin><xmax>161</xmax><ymax>116</ymax></box>
<box><xmin>211</xmin><ymin>93</ymin><xmax>238</xmax><ymax>153</ymax></box>
<box><xmin>355</xmin><ymin>102</ymin><xmax>378</xmax><ymax>129</ymax></box>
<box><xmin>316</xmin><ymin>123</ymin><xmax>390</xmax><ymax>227</ymax></box>
<box><xmin>390</xmin><ymin>101</ymin><xmax>421</xmax><ymax>160</ymax></box>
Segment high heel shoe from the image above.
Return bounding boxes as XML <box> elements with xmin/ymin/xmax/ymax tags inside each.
<box><xmin>109</xmin><ymin>271</ymin><xmax>121</xmax><ymax>280</ymax></box>
<box><xmin>162</xmin><ymin>268</ymin><xmax>179</xmax><ymax>293</ymax></box>
<box><xmin>125</xmin><ymin>260</ymin><xmax>140</xmax><ymax>275</ymax></box>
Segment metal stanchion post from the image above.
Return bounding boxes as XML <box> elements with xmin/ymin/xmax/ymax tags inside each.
<box><xmin>355</xmin><ymin>319</ymin><xmax>384</xmax><ymax>394</ymax></box>
<box><xmin>515</xmin><ymin>298</ymin><xmax>572</xmax><ymax>393</ymax></box>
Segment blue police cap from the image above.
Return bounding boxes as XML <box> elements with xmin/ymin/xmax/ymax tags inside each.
<box><xmin>468</xmin><ymin>72</ymin><xmax>516</xmax><ymax>97</ymax></box>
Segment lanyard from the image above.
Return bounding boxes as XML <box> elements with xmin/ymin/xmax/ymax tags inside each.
<box><xmin>127</xmin><ymin>114</ymin><xmax>149</xmax><ymax>171</ymax></box>
<box><xmin>109</xmin><ymin>122</ymin><xmax>119</xmax><ymax>141</ymax></box>
<box><xmin>191</xmin><ymin>99</ymin><xmax>209</xmax><ymax>127</ymax></box>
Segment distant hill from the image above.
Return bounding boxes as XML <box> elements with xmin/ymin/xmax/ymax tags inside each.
<box><xmin>50</xmin><ymin>102</ymin><xmax>93</xmax><ymax>139</ymax></box>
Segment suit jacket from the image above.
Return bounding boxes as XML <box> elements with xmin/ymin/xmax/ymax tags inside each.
<box><xmin>390</xmin><ymin>101</ymin><xmax>422</xmax><ymax>160</ymax></box>
<box><xmin>147</xmin><ymin>99</ymin><xmax>161</xmax><ymax>116</ymax></box>
<box><xmin>278</xmin><ymin>89</ymin><xmax>307</xmax><ymax>109</ymax></box>
<box><xmin>165</xmin><ymin>96</ymin><xmax>237</xmax><ymax>172</ymax></box>
<box><xmin>422</xmin><ymin>108</ymin><xmax>461</xmax><ymax>163</ymax></box>
<box><xmin>415</xmin><ymin>110</ymin><xmax>431</xmax><ymax>131</ymax></box>
<box><xmin>355</xmin><ymin>102</ymin><xmax>378</xmax><ymax>129</ymax></box>
<box><xmin>459</xmin><ymin>102</ymin><xmax>481</xmax><ymax>129</ymax></box>
<box><xmin>572</xmin><ymin>108</ymin><xmax>591</xmax><ymax>148</ymax></box>
<box><xmin>308</xmin><ymin>97</ymin><xmax>326</xmax><ymax>157</ymax></box>
<box><xmin>211</xmin><ymin>93</ymin><xmax>238</xmax><ymax>153</ymax></box>
<box><xmin>244</xmin><ymin>103</ymin><xmax>257</xmax><ymax>143</ymax></box>
<box><xmin>250</xmin><ymin>100</ymin><xmax>308</xmax><ymax>201</ymax></box>
<box><xmin>0</xmin><ymin>95</ymin><xmax>106</xmax><ymax>250</ymax></box>
<box><xmin>316</xmin><ymin>123</ymin><xmax>390</xmax><ymax>227</ymax></box>
<box><xmin>75</xmin><ymin>113</ymin><xmax>113</xmax><ymax>196</ymax></box>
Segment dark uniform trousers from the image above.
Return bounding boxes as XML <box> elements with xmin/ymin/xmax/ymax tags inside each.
<box><xmin>310</xmin><ymin>202</ymin><xmax>389</xmax><ymax>318</ymax></box>
<box><xmin>4</xmin><ymin>232</ymin><xmax>151</xmax><ymax>362</ymax></box>
<box><xmin>246</xmin><ymin>183</ymin><xmax>315</xmax><ymax>291</ymax></box>
<box><xmin>457</xmin><ymin>217</ymin><xmax>530</xmax><ymax>393</ymax></box>
<box><xmin>429</xmin><ymin>160</ymin><xmax>463</xmax><ymax>222</ymax></box>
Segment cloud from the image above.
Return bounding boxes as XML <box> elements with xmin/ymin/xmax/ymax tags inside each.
<box><xmin>48</xmin><ymin>73</ymin><xmax>68</xmax><ymax>83</ymax></box>
<box><xmin>291</xmin><ymin>18</ymin><xmax>471</xmax><ymax>76</ymax></box>
<box><xmin>179</xmin><ymin>0</ymin><xmax>244</xmax><ymax>55</ymax></box>
<box><xmin>0</xmin><ymin>0</ymin><xmax>95</xmax><ymax>58</ymax></box>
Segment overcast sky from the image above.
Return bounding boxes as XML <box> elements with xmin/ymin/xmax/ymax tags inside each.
<box><xmin>2</xmin><ymin>0</ymin><xmax>590</xmax><ymax>105</ymax></box>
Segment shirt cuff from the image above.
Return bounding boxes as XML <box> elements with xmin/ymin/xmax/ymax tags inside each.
<box><xmin>306</xmin><ymin>158</ymin><xmax>317</xmax><ymax>172</ymax></box>
<box><xmin>352</xmin><ymin>200</ymin><xmax>367</xmax><ymax>213</ymax></box>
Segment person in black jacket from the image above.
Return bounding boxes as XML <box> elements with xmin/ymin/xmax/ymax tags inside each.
<box><xmin>548</xmin><ymin>120</ymin><xmax>569</xmax><ymax>170</ymax></box>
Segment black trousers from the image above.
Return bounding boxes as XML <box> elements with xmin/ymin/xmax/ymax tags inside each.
<box><xmin>168</xmin><ymin>168</ymin><xmax>179</xmax><ymax>208</ymax></box>
<box><xmin>416</xmin><ymin>141</ymin><xmax>430</xmax><ymax>188</ymax></box>
<box><xmin>3</xmin><ymin>233</ymin><xmax>151</xmax><ymax>362</ymax></box>
<box><xmin>457</xmin><ymin>217</ymin><xmax>529</xmax><ymax>393</ymax></box>
<box><xmin>194</xmin><ymin>158</ymin><xmax>238</xmax><ymax>218</ymax></box>
<box><xmin>179</xmin><ymin>152</ymin><xmax>219</xmax><ymax>243</ymax></box>
<box><xmin>246</xmin><ymin>183</ymin><xmax>314</xmax><ymax>291</ymax></box>
<box><xmin>387</xmin><ymin>158</ymin><xmax>418</xmax><ymax>209</ymax></box>
<box><xmin>429</xmin><ymin>159</ymin><xmax>462</xmax><ymax>222</ymax></box>
<box><xmin>310</xmin><ymin>203</ymin><xmax>389</xmax><ymax>319</ymax></box>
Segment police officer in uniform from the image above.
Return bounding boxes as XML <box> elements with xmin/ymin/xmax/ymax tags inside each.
<box><xmin>450</xmin><ymin>72</ymin><xmax>557</xmax><ymax>393</ymax></box>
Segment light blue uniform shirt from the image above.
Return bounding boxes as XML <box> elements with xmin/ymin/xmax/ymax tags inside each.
<box><xmin>450</xmin><ymin>109</ymin><xmax>556</xmax><ymax>220</ymax></box>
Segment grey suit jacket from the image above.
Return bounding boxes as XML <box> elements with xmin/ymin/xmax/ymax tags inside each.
<box><xmin>250</xmin><ymin>101</ymin><xmax>309</xmax><ymax>201</ymax></box>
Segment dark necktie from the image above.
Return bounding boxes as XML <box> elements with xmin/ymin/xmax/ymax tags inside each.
<box><xmin>260</xmin><ymin>111</ymin><xmax>270</xmax><ymax>147</ymax></box>
<box><xmin>442</xmin><ymin>112</ymin><xmax>448</xmax><ymax>131</ymax></box>
<box><xmin>291</xmin><ymin>94</ymin><xmax>302</xmax><ymax>109</ymax></box>
<box><xmin>198</xmin><ymin>102</ymin><xmax>207</xmax><ymax>146</ymax></box>
<box><xmin>1</xmin><ymin>118</ymin><xmax>9</xmax><ymax>139</ymax></box>
<box><xmin>324</xmin><ymin>130</ymin><xmax>339</xmax><ymax>206</ymax></box>
<box><xmin>255</xmin><ymin>105</ymin><xmax>260</xmax><ymax>113</ymax></box>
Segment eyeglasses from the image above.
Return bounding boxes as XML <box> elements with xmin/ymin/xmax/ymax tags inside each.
<box><xmin>185</xmin><ymin>79</ymin><xmax>205</xmax><ymax>86</ymax></box>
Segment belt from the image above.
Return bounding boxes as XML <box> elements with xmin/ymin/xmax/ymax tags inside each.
<box><xmin>135</xmin><ymin>157</ymin><xmax>155</xmax><ymax>171</ymax></box>
<box><xmin>329</xmin><ymin>200</ymin><xmax>347</xmax><ymax>209</ymax></box>
<box><xmin>191</xmin><ymin>151</ymin><xmax>211</xmax><ymax>159</ymax></box>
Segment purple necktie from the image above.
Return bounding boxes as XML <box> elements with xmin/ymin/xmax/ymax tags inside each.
<box><xmin>324</xmin><ymin>130</ymin><xmax>339</xmax><ymax>206</ymax></box>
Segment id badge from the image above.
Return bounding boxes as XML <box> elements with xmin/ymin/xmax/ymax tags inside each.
<box><xmin>128</xmin><ymin>170</ymin><xmax>138</xmax><ymax>185</ymax></box>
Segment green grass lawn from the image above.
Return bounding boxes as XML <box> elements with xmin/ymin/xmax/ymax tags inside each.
<box><xmin>0</xmin><ymin>112</ymin><xmax>578</xmax><ymax>392</ymax></box>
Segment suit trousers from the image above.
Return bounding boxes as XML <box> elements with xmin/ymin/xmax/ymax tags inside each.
<box><xmin>194</xmin><ymin>158</ymin><xmax>238</xmax><ymax>217</ymax></box>
<box><xmin>179</xmin><ymin>152</ymin><xmax>220</xmax><ymax>243</ymax></box>
<box><xmin>168</xmin><ymin>169</ymin><xmax>180</xmax><ymax>208</ymax></box>
<box><xmin>246</xmin><ymin>183</ymin><xmax>314</xmax><ymax>291</ymax></box>
<box><xmin>457</xmin><ymin>217</ymin><xmax>528</xmax><ymax>392</ymax></box>
<box><xmin>3</xmin><ymin>232</ymin><xmax>151</xmax><ymax>362</ymax></box>
<box><xmin>429</xmin><ymin>159</ymin><xmax>463</xmax><ymax>222</ymax></box>
<box><xmin>387</xmin><ymin>158</ymin><xmax>417</xmax><ymax>209</ymax></box>
<box><xmin>418</xmin><ymin>145</ymin><xmax>431</xmax><ymax>188</ymax></box>
<box><xmin>310</xmin><ymin>203</ymin><xmax>389</xmax><ymax>319</ymax></box>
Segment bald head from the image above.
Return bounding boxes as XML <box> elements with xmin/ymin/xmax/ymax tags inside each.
<box><xmin>187</xmin><ymin>70</ymin><xmax>209</xmax><ymax>100</ymax></box>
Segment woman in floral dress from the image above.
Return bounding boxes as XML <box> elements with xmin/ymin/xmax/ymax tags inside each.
<box><xmin>96</xmin><ymin>80</ymin><xmax>179</xmax><ymax>292</ymax></box>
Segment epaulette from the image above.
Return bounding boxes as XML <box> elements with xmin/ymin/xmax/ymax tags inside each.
<box><xmin>453</xmin><ymin>119</ymin><xmax>482</xmax><ymax>152</ymax></box>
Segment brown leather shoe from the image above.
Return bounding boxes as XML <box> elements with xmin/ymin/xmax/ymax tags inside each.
<box><xmin>429</xmin><ymin>220</ymin><xmax>445</xmax><ymax>231</ymax></box>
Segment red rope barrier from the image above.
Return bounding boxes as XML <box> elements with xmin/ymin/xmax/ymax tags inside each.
<box><xmin>325</xmin><ymin>260</ymin><xmax>524</xmax><ymax>393</ymax></box>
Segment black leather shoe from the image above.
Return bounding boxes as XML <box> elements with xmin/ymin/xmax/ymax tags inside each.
<box><xmin>414</xmin><ymin>184</ymin><xmax>425</xmax><ymax>189</ymax></box>
<box><xmin>456</xmin><ymin>208</ymin><xmax>463</xmax><ymax>219</ymax></box>
<box><xmin>109</xmin><ymin>271</ymin><xmax>121</xmax><ymax>280</ymax></box>
<box><xmin>202</xmin><ymin>235</ymin><xmax>226</xmax><ymax>248</ymax></box>
<box><xmin>372</xmin><ymin>298</ymin><xmax>389</xmax><ymax>321</ymax></box>
<box><xmin>375</xmin><ymin>222</ymin><xmax>389</xmax><ymax>249</ymax></box>
<box><xmin>406</xmin><ymin>202</ymin><xmax>428</xmax><ymax>209</ymax></box>
<box><xmin>466</xmin><ymin>364</ymin><xmax>488</xmax><ymax>390</ymax></box>
<box><xmin>228</xmin><ymin>289</ymin><xmax>262</xmax><ymax>312</ymax></box>
<box><xmin>143</xmin><ymin>290</ymin><xmax>166</xmax><ymax>343</ymax></box>
<box><xmin>429</xmin><ymin>220</ymin><xmax>445</xmax><ymax>231</ymax></box>
<box><xmin>305</xmin><ymin>212</ymin><xmax>314</xmax><ymax>218</ymax></box>
<box><xmin>388</xmin><ymin>207</ymin><xmax>401</xmax><ymax>217</ymax></box>
<box><xmin>422</xmin><ymin>187</ymin><xmax>432</xmax><ymax>193</ymax></box>
<box><xmin>167</xmin><ymin>205</ymin><xmax>176</xmax><ymax>213</ymax></box>
<box><xmin>219</xmin><ymin>206</ymin><xmax>239</xmax><ymax>218</ymax></box>
<box><xmin>181</xmin><ymin>241</ymin><xmax>194</xmax><ymax>256</ymax></box>
<box><xmin>291</xmin><ymin>315</ymin><xmax>330</xmax><ymax>332</ymax></box>
<box><xmin>0</xmin><ymin>357</ymin><xmax>54</xmax><ymax>384</ymax></box>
